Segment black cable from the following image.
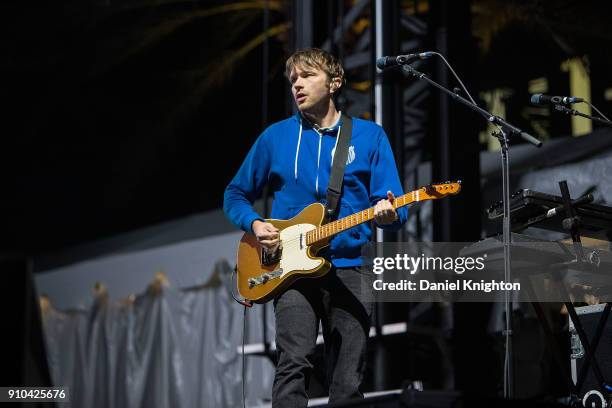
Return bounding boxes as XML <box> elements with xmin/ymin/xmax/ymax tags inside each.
<box><xmin>586</xmin><ymin>101</ymin><xmax>611</xmax><ymax>122</ymax></box>
<box><xmin>231</xmin><ymin>265</ymin><xmax>253</xmax><ymax>308</ymax></box>
<box><xmin>242</xmin><ymin>304</ymin><xmax>247</xmax><ymax>408</ymax></box>
<box><xmin>430</xmin><ymin>51</ymin><xmax>478</xmax><ymax>106</ymax></box>
<box><xmin>228</xmin><ymin>264</ymin><xmax>251</xmax><ymax>406</ymax></box>
<box><xmin>420</xmin><ymin>52</ymin><xmax>513</xmax><ymax>396</ymax></box>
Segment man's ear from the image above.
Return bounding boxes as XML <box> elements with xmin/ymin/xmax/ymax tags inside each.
<box><xmin>329</xmin><ymin>77</ymin><xmax>342</xmax><ymax>93</ymax></box>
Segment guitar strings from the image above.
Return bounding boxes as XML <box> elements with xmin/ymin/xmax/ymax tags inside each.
<box><xmin>268</xmin><ymin>200</ymin><xmax>413</xmax><ymax>247</ymax></box>
<box><xmin>257</xmin><ymin>186</ymin><xmax>455</xmax><ymax>251</ymax></box>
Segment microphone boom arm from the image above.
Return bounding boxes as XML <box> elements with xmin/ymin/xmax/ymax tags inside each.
<box><xmin>400</xmin><ymin>61</ymin><xmax>540</xmax><ymax>400</ymax></box>
<box><xmin>402</xmin><ymin>65</ymin><xmax>543</xmax><ymax>147</ymax></box>
<box><xmin>554</xmin><ymin>105</ymin><xmax>612</xmax><ymax>127</ymax></box>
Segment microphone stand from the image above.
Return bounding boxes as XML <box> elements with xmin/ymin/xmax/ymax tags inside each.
<box><xmin>401</xmin><ymin>64</ymin><xmax>542</xmax><ymax>399</ymax></box>
<box><xmin>553</xmin><ymin>104</ymin><xmax>612</xmax><ymax>127</ymax></box>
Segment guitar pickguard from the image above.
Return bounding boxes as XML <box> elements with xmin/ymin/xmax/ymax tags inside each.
<box><xmin>279</xmin><ymin>223</ymin><xmax>323</xmax><ymax>278</ymax></box>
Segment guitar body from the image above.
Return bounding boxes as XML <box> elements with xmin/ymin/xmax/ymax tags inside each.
<box><xmin>236</xmin><ymin>203</ymin><xmax>332</xmax><ymax>303</ymax></box>
<box><xmin>235</xmin><ymin>181</ymin><xmax>462</xmax><ymax>304</ymax></box>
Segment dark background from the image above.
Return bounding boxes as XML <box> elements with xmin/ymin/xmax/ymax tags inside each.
<box><xmin>3</xmin><ymin>0</ymin><xmax>612</xmax><ymax>255</ymax></box>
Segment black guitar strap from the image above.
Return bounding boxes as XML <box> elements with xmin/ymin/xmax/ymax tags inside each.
<box><xmin>325</xmin><ymin>114</ymin><xmax>352</xmax><ymax>222</ymax></box>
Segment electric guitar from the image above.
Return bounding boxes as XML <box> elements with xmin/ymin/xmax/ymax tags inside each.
<box><xmin>236</xmin><ymin>181</ymin><xmax>462</xmax><ymax>303</ymax></box>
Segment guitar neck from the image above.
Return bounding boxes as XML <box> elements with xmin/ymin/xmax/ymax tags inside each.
<box><xmin>305</xmin><ymin>189</ymin><xmax>421</xmax><ymax>246</ymax></box>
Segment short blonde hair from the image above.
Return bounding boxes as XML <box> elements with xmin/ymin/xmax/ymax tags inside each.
<box><xmin>285</xmin><ymin>48</ymin><xmax>345</xmax><ymax>87</ymax></box>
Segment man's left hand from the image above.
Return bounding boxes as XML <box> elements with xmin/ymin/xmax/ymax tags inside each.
<box><xmin>374</xmin><ymin>191</ymin><xmax>398</xmax><ymax>226</ymax></box>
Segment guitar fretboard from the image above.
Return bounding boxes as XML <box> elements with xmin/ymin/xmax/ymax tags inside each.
<box><xmin>305</xmin><ymin>186</ymin><xmax>449</xmax><ymax>245</ymax></box>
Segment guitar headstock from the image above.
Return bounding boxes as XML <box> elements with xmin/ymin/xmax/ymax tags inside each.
<box><xmin>424</xmin><ymin>180</ymin><xmax>462</xmax><ymax>196</ymax></box>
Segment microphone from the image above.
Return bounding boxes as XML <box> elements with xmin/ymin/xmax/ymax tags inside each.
<box><xmin>376</xmin><ymin>52</ymin><xmax>434</xmax><ymax>70</ymax></box>
<box><xmin>530</xmin><ymin>93</ymin><xmax>584</xmax><ymax>105</ymax></box>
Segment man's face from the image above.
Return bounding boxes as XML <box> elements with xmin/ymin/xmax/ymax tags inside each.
<box><xmin>289</xmin><ymin>64</ymin><xmax>339</xmax><ymax>113</ymax></box>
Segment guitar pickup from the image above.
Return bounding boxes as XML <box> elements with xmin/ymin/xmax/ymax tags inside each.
<box><xmin>261</xmin><ymin>245</ymin><xmax>282</xmax><ymax>266</ymax></box>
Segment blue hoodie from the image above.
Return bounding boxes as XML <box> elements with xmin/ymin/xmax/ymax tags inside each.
<box><xmin>224</xmin><ymin>114</ymin><xmax>408</xmax><ymax>267</ymax></box>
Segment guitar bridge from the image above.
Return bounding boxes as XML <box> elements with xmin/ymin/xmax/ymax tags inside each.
<box><xmin>261</xmin><ymin>245</ymin><xmax>282</xmax><ymax>266</ymax></box>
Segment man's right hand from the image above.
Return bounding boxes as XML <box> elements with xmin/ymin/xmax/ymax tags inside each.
<box><xmin>251</xmin><ymin>220</ymin><xmax>280</xmax><ymax>252</ymax></box>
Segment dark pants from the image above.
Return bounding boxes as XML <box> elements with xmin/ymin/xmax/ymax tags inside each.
<box><xmin>271</xmin><ymin>267</ymin><xmax>373</xmax><ymax>408</ymax></box>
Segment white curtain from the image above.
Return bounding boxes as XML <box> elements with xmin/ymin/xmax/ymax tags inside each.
<box><xmin>41</xmin><ymin>260</ymin><xmax>275</xmax><ymax>408</ymax></box>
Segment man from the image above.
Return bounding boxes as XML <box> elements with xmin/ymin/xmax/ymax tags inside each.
<box><xmin>224</xmin><ymin>48</ymin><xmax>407</xmax><ymax>407</ymax></box>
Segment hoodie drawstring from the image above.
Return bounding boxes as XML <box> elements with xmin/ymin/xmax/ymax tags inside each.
<box><xmin>315</xmin><ymin>132</ymin><xmax>322</xmax><ymax>194</ymax></box>
<box><xmin>331</xmin><ymin>126</ymin><xmax>342</xmax><ymax>162</ymax></box>
<box><xmin>294</xmin><ymin>122</ymin><xmax>303</xmax><ymax>181</ymax></box>
<box><xmin>294</xmin><ymin>115</ymin><xmax>342</xmax><ymax>189</ymax></box>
